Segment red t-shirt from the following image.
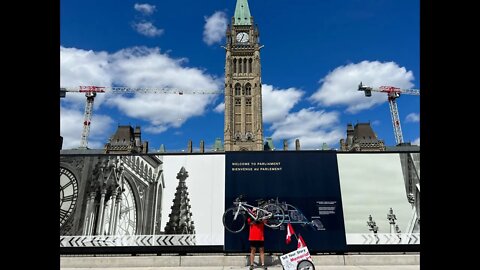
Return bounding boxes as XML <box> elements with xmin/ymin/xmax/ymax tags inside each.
<box><xmin>248</xmin><ymin>218</ymin><xmax>265</xmax><ymax>241</ymax></box>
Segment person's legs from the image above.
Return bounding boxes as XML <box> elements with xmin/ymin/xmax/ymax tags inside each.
<box><xmin>259</xmin><ymin>247</ymin><xmax>265</xmax><ymax>268</ymax></box>
<box><xmin>250</xmin><ymin>246</ymin><xmax>256</xmax><ymax>269</ymax></box>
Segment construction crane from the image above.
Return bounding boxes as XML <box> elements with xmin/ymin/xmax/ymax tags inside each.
<box><xmin>357</xmin><ymin>82</ymin><xmax>420</xmax><ymax>145</ymax></box>
<box><xmin>60</xmin><ymin>86</ymin><xmax>222</xmax><ymax>149</ymax></box>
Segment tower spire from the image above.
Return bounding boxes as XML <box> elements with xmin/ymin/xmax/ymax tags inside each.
<box><xmin>224</xmin><ymin>0</ymin><xmax>263</xmax><ymax>151</ymax></box>
<box><xmin>164</xmin><ymin>167</ymin><xmax>195</xmax><ymax>234</ymax></box>
<box><xmin>234</xmin><ymin>0</ymin><xmax>252</xmax><ymax>25</ymax></box>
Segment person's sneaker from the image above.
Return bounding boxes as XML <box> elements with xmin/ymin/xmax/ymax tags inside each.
<box><xmin>249</xmin><ymin>265</ymin><xmax>254</xmax><ymax>270</ymax></box>
<box><xmin>263</xmin><ymin>266</ymin><xmax>267</xmax><ymax>270</ymax></box>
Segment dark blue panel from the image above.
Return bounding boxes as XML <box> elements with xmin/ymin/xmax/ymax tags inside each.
<box><xmin>225</xmin><ymin>151</ymin><xmax>347</xmax><ymax>253</ymax></box>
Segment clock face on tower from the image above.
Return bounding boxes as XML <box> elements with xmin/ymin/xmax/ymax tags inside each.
<box><xmin>60</xmin><ymin>167</ymin><xmax>78</xmax><ymax>227</ymax></box>
<box><xmin>236</xmin><ymin>32</ymin><xmax>249</xmax><ymax>43</ymax></box>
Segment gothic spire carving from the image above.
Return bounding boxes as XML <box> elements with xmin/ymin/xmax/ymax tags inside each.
<box><xmin>164</xmin><ymin>166</ymin><xmax>195</xmax><ymax>234</ymax></box>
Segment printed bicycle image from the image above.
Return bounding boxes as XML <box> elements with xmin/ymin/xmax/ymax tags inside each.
<box><xmin>264</xmin><ymin>198</ymin><xmax>326</xmax><ymax>231</ymax></box>
<box><xmin>223</xmin><ymin>195</ymin><xmax>285</xmax><ymax>233</ymax></box>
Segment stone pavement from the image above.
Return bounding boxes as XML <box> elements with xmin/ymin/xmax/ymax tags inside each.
<box><xmin>61</xmin><ymin>254</ymin><xmax>419</xmax><ymax>270</ymax></box>
<box><xmin>62</xmin><ymin>267</ymin><xmax>419</xmax><ymax>270</ymax></box>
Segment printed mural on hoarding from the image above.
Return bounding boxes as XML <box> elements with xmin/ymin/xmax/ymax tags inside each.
<box><xmin>59</xmin><ymin>154</ymin><xmax>225</xmax><ymax>247</ymax></box>
<box><xmin>60</xmin><ymin>152</ymin><xmax>419</xmax><ymax>250</ymax></box>
<box><xmin>337</xmin><ymin>153</ymin><xmax>420</xmax><ymax>245</ymax></box>
<box><xmin>224</xmin><ymin>151</ymin><xmax>347</xmax><ymax>253</ymax></box>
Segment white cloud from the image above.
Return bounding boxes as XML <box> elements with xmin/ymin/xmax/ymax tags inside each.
<box><xmin>134</xmin><ymin>3</ymin><xmax>156</xmax><ymax>15</ymax></box>
<box><xmin>60</xmin><ymin>106</ymin><xmax>114</xmax><ymax>149</ymax></box>
<box><xmin>214</xmin><ymin>102</ymin><xmax>225</xmax><ymax>113</ymax></box>
<box><xmin>133</xmin><ymin>22</ymin><xmax>164</xmax><ymax>37</ymax></box>
<box><xmin>371</xmin><ymin>120</ymin><xmax>381</xmax><ymax>126</ymax></box>
<box><xmin>203</xmin><ymin>11</ymin><xmax>227</xmax><ymax>45</ymax></box>
<box><xmin>405</xmin><ymin>112</ymin><xmax>420</xmax><ymax>123</ymax></box>
<box><xmin>109</xmin><ymin>93</ymin><xmax>212</xmax><ymax>132</ymax></box>
<box><xmin>60</xmin><ymin>47</ymin><xmax>112</xmax><ymax>109</ymax></box>
<box><xmin>106</xmin><ymin>47</ymin><xmax>221</xmax><ymax>89</ymax></box>
<box><xmin>412</xmin><ymin>137</ymin><xmax>420</xmax><ymax>146</ymax></box>
<box><xmin>60</xmin><ymin>46</ymin><xmax>222</xmax><ymax>145</ymax></box>
<box><xmin>144</xmin><ymin>125</ymin><xmax>168</xmax><ymax>134</ymax></box>
<box><xmin>262</xmin><ymin>84</ymin><xmax>304</xmax><ymax>123</ymax></box>
<box><xmin>310</xmin><ymin>61</ymin><xmax>415</xmax><ymax>113</ymax></box>
<box><xmin>268</xmin><ymin>108</ymin><xmax>344</xmax><ymax>149</ymax></box>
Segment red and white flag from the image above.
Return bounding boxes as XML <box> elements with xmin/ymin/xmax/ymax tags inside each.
<box><xmin>297</xmin><ymin>234</ymin><xmax>306</xmax><ymax>249</ymax></box>
<box><xmin>286</xmin><ymin>223</ymin><xmax>295</xmax><ymax>244</ymax></box>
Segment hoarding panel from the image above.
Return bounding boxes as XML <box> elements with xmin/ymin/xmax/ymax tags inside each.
<box><xmin>337</xmin><ymin>153</ymin><xmax>420</xmax><ymax>245</ymax></box>
<box><xmin>224</xmin><ymin>151</ymin><xmax>347</xmax><ymax>253</ymax></box>
<box><xmin>60</xmin><ymin>154</ymin><xmax>225</xmax><ymax>248</ymax></box>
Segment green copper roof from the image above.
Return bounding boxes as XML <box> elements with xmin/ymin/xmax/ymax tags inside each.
<box><xmin>213</xmin><ymin>138</ymin><xmax>224</xmax><ymax>151</ymax></box>
<box><xmin>234</xmin><ymin>0</ymin><xmax>252</xmax><ymax>25</ymax></box>
<box><xmin>266</xmin><ymin>137</ymin><xmax>275</xmax><ymax>150</ymax></box>
<box><xmin>159</xmin><ymin>144</ymin><xmax>166</xmax><ymax>153</ymax></box>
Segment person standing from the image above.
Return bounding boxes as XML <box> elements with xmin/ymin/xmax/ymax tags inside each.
<box><xmin>248</xmin><ymin>209</ymin><xmax>267</xmax><ymax>270</ymax></box>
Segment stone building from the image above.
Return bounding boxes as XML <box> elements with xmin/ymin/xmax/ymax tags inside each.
<box><xmin>104</xmin><ymin>125</ymin><xmax>148</xmax><ymax>154</ymax></box>
<box><xmin>339</xmin><ymin>123</ymin><xmax>386</xmax><ymax>151</ymax></box>
<box><xmin>224</xmin><ymin>0</ymin><xmax>264</xmax><ymax>151</ymax></box>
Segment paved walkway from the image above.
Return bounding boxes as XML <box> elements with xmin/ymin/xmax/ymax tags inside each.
<box><xmin>61</xmin><ymin>254</ymin><xmax>419</xmax><ymax>270</ymax></box>
<box><xmin>62</xmin><ymin>267</ymin><xmax>419</xmax><ymax>270</ymax></box>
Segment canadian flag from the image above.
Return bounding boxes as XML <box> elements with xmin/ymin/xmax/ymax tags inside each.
<box><xmin>286</xmin><ymin>223</ymin><xmax>295</xmax><ymax>244</ymax></box>
<box><xmin>297</xmin><ymin>234</ymin><xmax>307</xmax><ymax>249</ymax></box>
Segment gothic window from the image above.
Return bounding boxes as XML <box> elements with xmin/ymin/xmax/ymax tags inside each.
<box><xmin>114</xmin><ymin>180</ymin><xmax>137</xmax><ymax>235</ymax></box>
<box><xmin>144</xmin><ymin>164</ymin><xmax>148</xmax><ymax>178</ymax></box>
<box><xmin>149</xmin><ymin>168</ymin><xmax>152</xmax><ymax>180</ymax></box>
<box><xmin>235</xmin><ymin>84</ymin><xmax>241</xmax><ymax>95</ymax></box>
<box><xmin>245</xmin><ymin>83</ymin><xmax>252</xmax><ymax>95</ymax></box>
<box><xmin>140</xmin><ymin>161</ymin><xmax>144</xmax><ymax>175</ymax></box>
<box><xmin>249</xmin><ymin>58</ymin><xmax>253</xmax><ymax>73</ymax></box>
<box><xmin>233</xmin><ymin>58</ymin><xmax>236</xmax><ymax>73</ymax></box>
<box><xmin>243</xmin><ymin>58</ymin><xmax>247</xmax><ymax>73</ymax></box>
<box><xmin>234</xmin><ymin>95</ymin><xmax>242</xmax><ymax>134</ymax></box>
<box><xmin>238</xmin><ymin>59</ymin><xmax>242</xmax><ymax>74</ymax></box>
<box><xmin>246</xmin><ymin>98</ymin><xmax>252</xmax><ymax>106</ymax></box>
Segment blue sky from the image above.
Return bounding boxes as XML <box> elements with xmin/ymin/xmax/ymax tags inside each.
<box><xmin>60</xmin><ymin>0</ymin><xmax>420</xmax><ymax>152</ymax></box>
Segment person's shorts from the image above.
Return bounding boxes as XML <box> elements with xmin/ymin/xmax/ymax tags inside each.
<box><xmin>249</xmin><ymin>240</ymin><xmax>264</xmax><ymax>248</ymax></box>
